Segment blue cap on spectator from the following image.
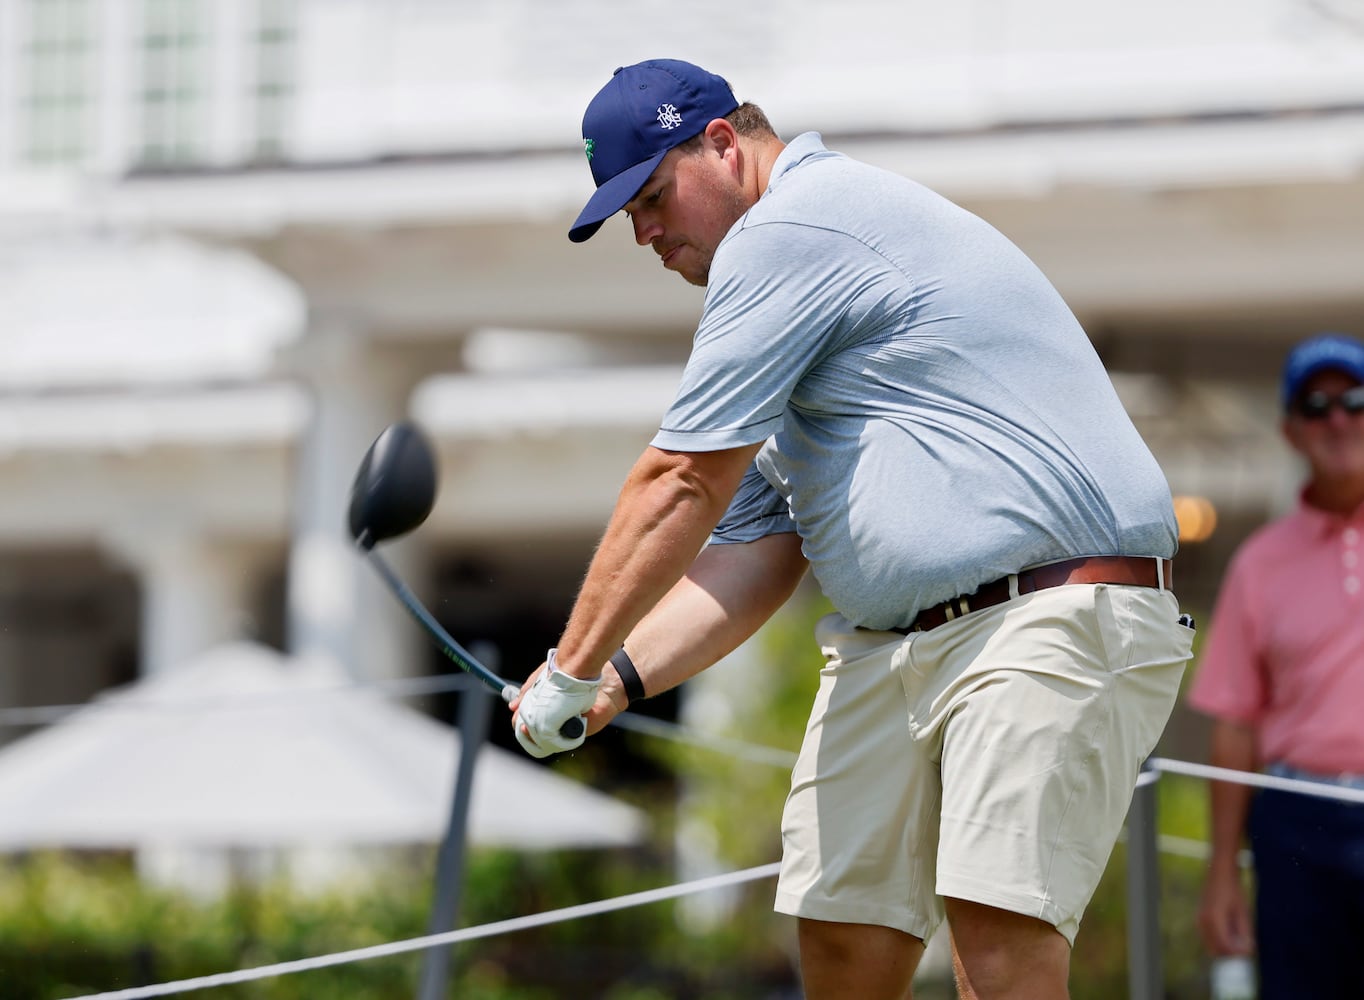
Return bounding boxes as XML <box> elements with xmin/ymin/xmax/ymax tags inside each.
<box><xmin>568</xmin><ymin>59</ymin><xmax>739</xmax><ymax>243</ymax></box>
<box><xmin>1281</xmin><ymin>332</ymin><xmax>1364</xmax><ymax>408</ymax></box>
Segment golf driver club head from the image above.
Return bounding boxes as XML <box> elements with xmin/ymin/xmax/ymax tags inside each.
<box><xmin>348</xmin><ymin>421</ymin><xmax>438</xmax><ymax>549</ymax></box>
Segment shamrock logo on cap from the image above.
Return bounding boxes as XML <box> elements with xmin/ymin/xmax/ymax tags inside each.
<box><xmin>583</xmin><ymin>138</ymin><xmax>595</xmax><ymax>161</ymax></box>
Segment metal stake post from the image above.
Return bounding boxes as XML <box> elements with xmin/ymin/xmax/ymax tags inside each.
<box><xmin>417</xmin><ymin>647</ymin><xmax>496</xmax><ymax>1000</ymax></box>
<box><xmin>1126</xmin><ymin>763</ymin><xmax>1163</xmax><ymax>1000</ymax></box>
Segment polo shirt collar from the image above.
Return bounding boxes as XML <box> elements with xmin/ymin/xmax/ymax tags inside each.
<box><xmin>1297</xmin><ymin>487</ymin><xmax>1364</xmax><ymax>536</ymax></box>
<box><xmin>765</xmin><ymin>132</ymin><xmax>830</xmax><ymax>195</ymax></box>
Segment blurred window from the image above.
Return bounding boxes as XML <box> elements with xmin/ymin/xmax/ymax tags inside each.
<box><xmin>251</xmin><ymin>0</ymin><xmax>296</xmax><ymax>162</ymax></box>
<box><xmin>137</xmin><ymin>0</ymin><xmax>204</xmax><ymax>166</ymax></box>
<box><xmin>19</xmin><ymin>0</ymin><xmax>95</xmax><ymax>167</ymax></box>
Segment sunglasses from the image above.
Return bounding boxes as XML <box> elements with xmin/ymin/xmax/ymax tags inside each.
<box><xmin>1293</xmin><ymin>385</ymin><xmax>1364</xmax><ymax>420</ymax></box>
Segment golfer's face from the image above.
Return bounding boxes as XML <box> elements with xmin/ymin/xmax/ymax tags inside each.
<box><xmin>624</xmin><ymin>144</ymin><xmax>748</xmax><ymax>287</ymax></box>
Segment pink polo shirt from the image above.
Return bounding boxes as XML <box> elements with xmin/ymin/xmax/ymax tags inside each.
<box><xmin>1187</xmin><ymin>494</ymin><xmax>1364</xmax><ymax>775</ymax></box>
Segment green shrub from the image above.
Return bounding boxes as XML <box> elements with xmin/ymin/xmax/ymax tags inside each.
<box><xmin>0</xmin><ymin>847</ymin><xmax>797</xmax><ymax>999</ymax></box>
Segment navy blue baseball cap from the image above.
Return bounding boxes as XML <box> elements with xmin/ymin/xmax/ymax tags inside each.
<box><xmin>1281</xmin><ymin>332</ymin><xmax>1364</xmax><ymax>408</ymax></box>
<box><xmin>568</xmin><ymin>59</ymin><xmax>739</xmax><ymax>243</ymax></box>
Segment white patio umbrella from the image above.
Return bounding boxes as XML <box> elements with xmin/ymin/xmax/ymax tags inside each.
<box><xmin>0</xmin><ymin>641</ymin><xmax>645</xmax><ymax>851</ymax></box>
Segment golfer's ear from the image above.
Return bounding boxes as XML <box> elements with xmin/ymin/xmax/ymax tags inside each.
<box><xmin>704</xmin><ymin>118</ymin><xmax>739</xmax><ymax>162</ymax></box>
<box><xmin>709</xmin><ymin>117</ymin><xmax>742</xmax><ymax>181</ymax></box>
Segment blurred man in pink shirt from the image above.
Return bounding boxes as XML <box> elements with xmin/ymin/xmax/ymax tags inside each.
<box><xmin>1188</xmin><ymin>331</ymin><xmax>1364</xmax><ymax>999</ymax></box>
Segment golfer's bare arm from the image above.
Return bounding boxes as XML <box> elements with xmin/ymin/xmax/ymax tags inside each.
<box><xmin>543</xmin><ymin>442</ymin><xmax>808</xmax><ymax>708</ymax></box>
<box><xmin>599</xmin><ymin>531</ymin><xmax>809</xmax><ymax>711</ymax></box>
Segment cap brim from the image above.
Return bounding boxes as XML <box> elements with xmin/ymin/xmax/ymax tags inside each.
<box><xmin>568</xmin><ymin>150</ymin><xmax>668</xmax><ymax>243</ymax></box>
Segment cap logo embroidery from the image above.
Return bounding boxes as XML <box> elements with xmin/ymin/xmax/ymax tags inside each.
<box><xmin>656</xmin><ymin>103</ymin><xmax>683</xmax><ymax>130</ymax></box>
<box><xmin>583</xmin><ymin>138</ymin><xmax>595</xmax><ymax>161</ymax></box>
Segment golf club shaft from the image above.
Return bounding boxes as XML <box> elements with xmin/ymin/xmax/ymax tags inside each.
<box><xmin>361</xmin><ymin>547</ymin><xmax>586</xmax><ymax>739</ymax></box>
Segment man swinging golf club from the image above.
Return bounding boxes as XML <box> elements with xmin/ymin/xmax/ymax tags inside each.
<box><xmin>513</xmin><ymin>59</ymin><xmax>1193</xmax><ymax>999</ymax></box>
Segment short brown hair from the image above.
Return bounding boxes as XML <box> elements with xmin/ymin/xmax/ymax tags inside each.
<box><xmin>676</xmin><ymin>102</ymin><xmax>778</xmax><ymax>153</ymax></box>
<box><xmin>727</xmin><ymin>102</ymin><xmax>777</xmax><ymax>138</ymax></box>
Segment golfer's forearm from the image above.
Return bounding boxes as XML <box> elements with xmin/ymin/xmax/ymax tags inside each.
<box><xmin>618</xmin><ymin>532</ymin><xmax>809</xmax><ymax>699</ymax></box>
<box><xmin>556</xmin><ymin>445</ymin><xmax>758</xmax><ymax>678</ymax></box>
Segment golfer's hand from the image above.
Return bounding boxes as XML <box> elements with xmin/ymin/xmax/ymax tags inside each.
<box><xmin>512</xmin><ymin>649</ymin><xmax>601</xmax><ymax>758</ymax></box>
<box><xmin>1198</xmin><ymin>865</ymin><xmax>1254</xmax><ymax>956</ymax></box>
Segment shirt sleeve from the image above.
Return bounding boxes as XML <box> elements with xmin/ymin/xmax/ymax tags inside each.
<box><xmin>1186</xmin><ymin>546</ymin><xmax>1268</xmax><ymax>723</ymax></box>
<box><xmin>710</xmin><ymin>463</ymin><xmax>798</xmax><ymax>545</ymax></box>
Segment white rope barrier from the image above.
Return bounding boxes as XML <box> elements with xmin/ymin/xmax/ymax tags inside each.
<box><xmin>1147</xmin><ymin>756</ymin><xmax>1364</xmax><ymax>805</ymax></box>
<box><xmin>62</xmin><ymin>862</ymin><xmax>782</xmax><ymax>1000</ymax></box>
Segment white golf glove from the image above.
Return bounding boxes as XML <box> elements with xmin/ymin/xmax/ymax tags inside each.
<box><xmin>514</xmin><ymin>648</ymin><xmax>601</xmax><ymax>759</ymax></box>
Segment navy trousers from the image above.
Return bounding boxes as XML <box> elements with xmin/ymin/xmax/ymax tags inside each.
<box><xmin>1249</xmin><ymin>782</ymin><xmax>1364</xmax><ymax>999</ymax></box>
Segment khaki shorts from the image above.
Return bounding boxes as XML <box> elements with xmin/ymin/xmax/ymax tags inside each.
<box><xmin>774</xmin><ymin>583</ymin><xmax>1191</xmax><ymax>945</ymax></box>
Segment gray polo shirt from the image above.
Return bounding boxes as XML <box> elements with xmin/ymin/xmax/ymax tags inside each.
<box><xmin>651</xmin><ymin>132</ymin><xmax>1176</xmax><ymax>630</ymax></box>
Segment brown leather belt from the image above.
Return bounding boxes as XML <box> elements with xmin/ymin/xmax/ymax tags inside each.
<box><xmin>896</xmin><ymin>556</ymin><xmax>1173</xmax><ymax>634</ymax></box>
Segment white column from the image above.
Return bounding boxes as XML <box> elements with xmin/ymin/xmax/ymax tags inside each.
<box><xmin>92</xmin><ymin>0</ymin><xmax>132</xmax><ymax>174</ymax></box>
<box><xmin>103</xmin><ymin>526</ymin><xmax>265</xmax><ymax>677</ymax></box>
<box><xmin>283</xmin><ymin>320</ymin><xmax>424</xmax><ymax>682</ymax></box>
<box><xmin>206</xmin><ymin>0</ymin><xmax>249</xmax><ymax>166</ymax></box>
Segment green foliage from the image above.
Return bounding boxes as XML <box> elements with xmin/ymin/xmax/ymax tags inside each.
<box><xmin>0</xmin><ymin>852</ymin><xmax>426</xmax><ymax>1000</ymax></box>
<box><xmin>0</xmin><ymin>846</ymin><xmax>798</xmax><ymax>999</ymax></box>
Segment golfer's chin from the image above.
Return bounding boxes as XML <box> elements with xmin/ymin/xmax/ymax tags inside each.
<box><xmin>670</xmin><ymin>259</ymin><xmax>711</xmax><ymax>288</ymax></box>
<box><xmin>660</xmin><ymin>246</ymin><xmax>710</xmax><ymax>287</ymax></box>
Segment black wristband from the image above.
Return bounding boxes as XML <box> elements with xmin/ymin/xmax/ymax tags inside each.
<box><xmin>609</xmin><ymin>647</ymin><xmax>647</xmax><ymax>706</ymax></box>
